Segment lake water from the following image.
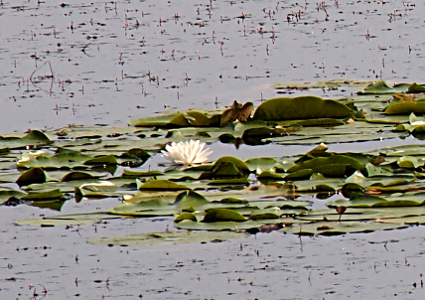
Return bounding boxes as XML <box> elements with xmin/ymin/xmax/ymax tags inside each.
<box><xmin>1</xmin><ymin>1</ymin><xmax>425</xmax><ymax>299</ymax></box>
<box><xmin>2</xmin><ymin>0</ymin><xmax>423</xmax><ymax>133</ymax></box>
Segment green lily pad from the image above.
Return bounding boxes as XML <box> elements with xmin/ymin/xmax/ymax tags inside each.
<box><xmin>173</xmin><ymin>190</ymin><xmax>210</xmax><ymax>211</ymax></box>
<box><xmin>84</xmin><ymin>154</ymin><xmax>118</xmax><ymax>166</ymax></box>
<box><xmin>281</xmin><ymin>221</ymin><xmax>410</xmax><ymax>236</ymax></box>
<box><xmin>397</xmin><ymin>156</ymin><xmax>424</xmax><ymax>169</ymax></box>
<box><xmin>88</xmin><ymin>230</ymin><xmax>249</xmax><ymax>246</ymax></box>
<box><xmin>287</xmin><ymin>155</ymin><xmax>365</xmax><ymax>174</ymax></box>
<box><xmin>201</xmin><ymin>156</ymin><xmax>251</xmax><ymax>179</ymax></box>
<box><xmin>208</xmin><ymin>178</ymin><xmax>250</xmax><ymax>185</ymax></box>
<box><xmin>16</xmin><ymin>167</ymin><xmax>47</xmax><ymax>187</ymax></box>
<box><xmin>252</xmin><ymin>96</ymin><xmax>354</xmax><ymax>121</ymax></box>
<box><xmin>365</xmin><ymin>163</ymin><xmax>393</xmax><ymax>177</ymax></box>
<box><xmin>202</xmin><ymin>208</ymin><xmax>247</xmax><ymax>222</ymax></box>
<box><xmin>21</xmin><ymin>189</ymin><xmax>66</xmax><ymax>201</ymax></box>
<box><xmin>17</xmin><ymin>149</ymin><xmax>90</xmax><ymax>169</ymax></box>
<box><xmin>357</xmin><ymin>80</ymin><xmax>411</xmax><ymax>95</ymax></box>
<box><xmin>61</xmin><ymin>171</ymin><xmax>103</xmax><ymax>181</ymax></box>
<box><xmin>74</xmin><ymin>181</ymin><xmax>118</xmax><ymax>199</ymax></box>
<box><xmin>175</xmin><ymin>212</ymin><xmax>198</xmax><ymax>222</ymax></box>
<box><xmin>15</xmin><ymin>212</ymin><xmax>125</xmax><ymax>226</ymax></box>
<box><xmin>385</xmin><ymin>101</ymin><xmax>425</xmax><ymax>115</ymax></box>
<box><xmin>0</xmin><ymin>130</ymin><xmax>51</xmax><ymax>149</ymax></box>
<box><xmin>137</xmin><ymin>179</ymin><xmax>191</xmax><ymax>191</ymax></box>
<box><xmin>0</xmin><ymin>187</ymin><xmax>28</xmax><ymax>205</ymax></box>
<box><xmin>122</xmin><ymin>169</ymin><xmax>164</xmax><ymax>177</ymax></box>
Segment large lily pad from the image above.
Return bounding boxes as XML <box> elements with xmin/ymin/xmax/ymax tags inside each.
<box><xmin>357</xmin><ymin>81</ymin><xmax>412</xmax><ymax>95</ymax></box>
<box><xmin>252</xmin><ymin>96</ymin><xmax>354</xmax><ymax>121</ymax></box>
<box><xmin>0</xmin><ymin>130</ymin><xmax>51</xmax><ymax>149</ymax></box>
<box><xmin>385</xmin><ymin>101</ymin><xmax>425</xmax><ymax>115</ymax></box>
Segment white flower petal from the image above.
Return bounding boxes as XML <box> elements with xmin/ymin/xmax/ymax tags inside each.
<box><xmin>161</xmin><ymin>140</ymin><xmax>212</xmax><ymax>166</ymax></box>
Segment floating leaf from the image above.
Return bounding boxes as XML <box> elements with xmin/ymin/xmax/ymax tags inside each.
<box><xmin>296</xmin><ymin>118</ymin><xmax>345</xmax><ymax>127</ymax></box>
<box><xmin>84</xmin><ymin>154</ymin><xmax>118</xmax><ymax>166</ymax></box>
<box><xmin>0</xmin><ymin>187</ymin><xmax>28</xmax><ymax>205</ymax></box>
<box><xmin>213</xmin><ymin>156</ymin><xmax>250</xmax><ymax>173</ymax></box>
<box><xmin>173</xmin><ymin>190</ymin><xmax>209</xmax><ymax>211</ymax></box>
<box><xmin>15</xmin><ymin>212</ymin><xmax>125</xmax><ymax>226</ymax></box>
<box><xmin>407</xmin><ymin>82</ymin><xmax>425</xmax><ymax>93</ymax></box>
<box><xmin>208</xmin><ymin>178</ymin><xmax>250</xmax><ymax>185</ymax></box>
<box><xmin>397</xmin><ymin>156</ymin><xmax>424</xmax><ymax>169</ymax></box>
<box><xmin>123</xmin><ymin>148</ymin><xmax>151</xmax><ymax>160</ymax></box>
<box><xmin>328</xmin><ymin>192</ymin><xmax>425</xmax><ymax>208</ymax></box>
<box><xmin>281</xmin><ymin>221</ymin><xmax>409</xmax><ymax>236</ymax></box>
<box><xmin>16</xmin><ymin>167</ymin><xmax>47</xmax><ymax>187</ymax></box>
<box><xmin>249</xmin><ymin>212</ymin><xmax>280</xmax><ymax>220</ymax></box>
<box><xmin>74</xmin><ymin>181</ymin><xmax>118</xmax><ymax>199</ymax></box>
<box><xmin>186</xmin><ymin>111</ymin><xmax>213</xmax><ymax>126</ymax></box>
<box><xmin>385</xmin><ymin>101</ymin><xmax>425</xmax><ymax>115</ymax></box>
<box><xmin>241</xmin><ymin>127</ymin><xmax>273</xmax><ymax>139</ymax></box>
<box><xmin>88</xmin><ymin>230</ymin><xmax>248</xmax><ymax>246</ymax></box>
<box><xmin>287</xmin><ymin>155</ymin><xmax>365</xmax><ymax>175</ymax></box>
<box><xmin>219</xmin><ymin>133</ymin><xmax>236</xmax><ymax>143</ymax></box>
<box><xmin>202</xmin><ymin>208</ymin><xmax>247</xmax><ymax>222</ymax></box>
<box><xmin>357</xmin><ymin>80</ymin><xmax>411</xmax><ymax>95</ymax></box>
<box><xmin>17</xmin><ymin>149</ymin><xmax>90</xmax><ymax>169</ymax></box>
<box><xmin>0</xmin><ymin>130</ymin><xmax>51</xmax><ymax>149</ymax></box>
<box><xmin>174</xmin><ymin>212</ymin><xmax>198</xmax><ymax>222</ymax></box>
<box><xmin>252</xmin><ymin>96</ymin><xmax>353</xmax><ymax>121</ymax></box>
<box><xmin>21</xmin><ymin>189</ymin><xmax>66</xmax><ymax>201</ymax></box>
<box><xmin>61</xmin><ymin>171</ymin><xmax>103</xmax><ymax>181</ymax></box>
<box><xmin>176</xmin><ymin>218</ymin><xmax>293</xmax><ymax>231</ymax></box>
<box><xmin>110</xmin><ymin>198</ymin><xmax>175</xmax><ymax>216</ymax></box>
<box><xmin>284</xmin><ymin>169</ymin><xmax>313</xmax><ymax>180</ymax></box>
<box><xmin>209</xmin><ymin>162</ymin><xmax>244</xmax><ymax>178</ymax></box>
<box><xmin>137</xmin><ymin>179</ymin><xmax>191</xmax><ymax>190</ymax></box>
<box><xmin>365</xmin><ymin>163</ymin><xmax>393</xmax><ymax>177</ymax></box>
<box><xmin>257</xmin><ymin>170</ymin><xmax>284</xmax><ymax>180</ymax></box>
<box><xmin>129</xmin><ymin>113</ymin><xmax>179</xmax><ymax>127</ymax></box>
<box><xmin>122</xmin><ymin>169</ymin><xmax>164</xmax><ymax>177</ymax></box>
<box><xmin>200</xmin><ymin>156</ymin><xmax>251</xmax><ymax>179</ymax></box>
<box><xmin>244</xmin><ymin>157</ymin><xmax>277</xmax><ymax>170</ymax></box>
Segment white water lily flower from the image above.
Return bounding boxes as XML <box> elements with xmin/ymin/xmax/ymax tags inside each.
<box><xmin>161</xmin><ymin>140</ymin><xmax>212</xmax><ymax>166</ymax></box>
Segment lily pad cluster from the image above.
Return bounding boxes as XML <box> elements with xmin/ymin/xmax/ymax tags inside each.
<box><xmin>6</xmin><ymin>80</ymin><xmax>425</xmax><ymax>243</ymax></box>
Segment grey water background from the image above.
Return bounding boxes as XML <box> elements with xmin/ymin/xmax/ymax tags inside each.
<box><xmin>1</xmin><ymin>0</ymin><xmax>422</xmax><ymax>134</ymax></box>
<box><xmin>2</xmin><ymin>1</ymin><xmax>425</xmax><ymax>299</ymax></box>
